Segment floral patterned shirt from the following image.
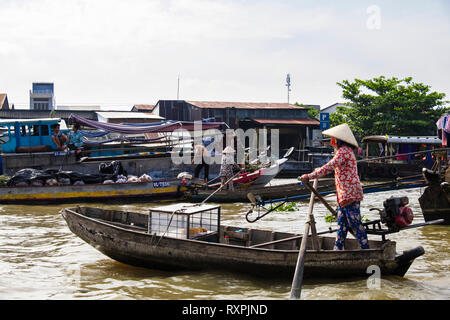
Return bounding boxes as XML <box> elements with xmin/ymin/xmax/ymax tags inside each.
<box><xmin>305</xmin><ymin>145</ymin><xmax>363</xmax><ymax>207</ymax></box>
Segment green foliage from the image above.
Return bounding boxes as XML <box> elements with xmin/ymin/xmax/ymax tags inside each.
<box><xmin>329</xmin><ymin>106</ymin><xmax>347</xmax><ymax>127</ymax></box>
<box><xmin>335</xmin><ymin>76</ymin><xmax>449</xmax><ymax>138</ymax></box>
<box><xmin>324</xmin><ymin>213</ymin><xmax>370</xmax><ymax>224</ymax></box>
<box><xmin>0</xmin><ymin>175</ymin><xmax>11</xmax><ymax>186</ymax></box>
<box><xmin>324</xmin><ymin>213</ymin><xmax>337</xmax><ymax>224</ymax></box>
<box><xmin>271</xmin><ymin>202</ymin><xmax>298</xmax><ymax>212</ymax></box>
<box><xmin>295</xmin><ymin>102</ymin><xmax>319</xmax><ymax>119</ymax></box>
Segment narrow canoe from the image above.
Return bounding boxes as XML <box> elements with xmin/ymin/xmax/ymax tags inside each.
<box><xmin>60</xmin><ymin>206</ymin><xmax>424</xmax><ymax>279</ymax></box>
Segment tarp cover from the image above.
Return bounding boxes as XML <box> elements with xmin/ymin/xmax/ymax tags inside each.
<box><xmin>70</xmin><ymin>114</ymin><xmax>224</xmax><ymax>134</ymax></box>
<box><xmin>6</xmin><ymin>163</ymin><xmax>124</xmax><ymax>186</ymax></box>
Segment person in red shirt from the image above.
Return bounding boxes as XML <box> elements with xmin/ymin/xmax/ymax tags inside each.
<box><xmin>299</xmin><ymin>123</ymin><xmax>369</xmax><ymax>250</ymax></box>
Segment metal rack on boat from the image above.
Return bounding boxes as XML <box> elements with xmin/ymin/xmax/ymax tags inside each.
<box><xmin>148</xmin><ymin>203</ymin><xmax>220</xmax><ymax>239</ymax></box>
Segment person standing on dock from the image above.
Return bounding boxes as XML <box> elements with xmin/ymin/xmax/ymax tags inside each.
<box><xmin>299</xmin><ymin>123</ymin><xmax>369</xmax><ymax>250</ymax></box>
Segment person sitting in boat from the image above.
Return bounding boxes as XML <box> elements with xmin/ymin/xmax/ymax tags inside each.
<box><xmin>67</xmin><ymin>123</ymin><xmax>84</xmax><ymax>158</ymax></box>
<box><xmin>193</xmin><ymin>138</ymin><xmax>213</xmax><ymax>183</ymax></box>
<box><xmin>51</xmin><ymin>123</ymin><xmax>68</xmax><ymax>151</ymax></box>
<box><xmin>220</xmin><ymin>145</ymin><xmax>240</xmax><ymax>192</ymax></box>
<box><xmin>299</xmin><ymin>123</ymin><xmax>369</xmax><ymax>251</ymax></box>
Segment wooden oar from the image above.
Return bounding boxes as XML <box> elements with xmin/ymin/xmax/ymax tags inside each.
<box><xmin>303</xmin><ymin>180</ymin><xmax>337</xmax><ymax>216</ymax></box>
<box><xmin>200</xmin><ymin>171</ymin><xmax>242</xmax><ymax>205</ymax></box>
<box><xmin>290</xmin><ymin>178</ymin><xmax>319</xmax><ymax>300</ymax></box>
<box><xmin>302</xmin><ymin>179</ymin><xmax>361</xmax><ymax>238</ymax></box>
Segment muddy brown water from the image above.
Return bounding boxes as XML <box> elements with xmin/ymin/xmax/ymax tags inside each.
<box><xmin>0</xmin><ymin>183</ymin><xmax>448</xmax><ymax>300</ymax></box>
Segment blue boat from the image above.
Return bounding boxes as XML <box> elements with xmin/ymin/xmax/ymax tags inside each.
<box><xmin>0</xmin><ymin>118</ymin><xmax>67</xmax><ymax>153</ymax></box>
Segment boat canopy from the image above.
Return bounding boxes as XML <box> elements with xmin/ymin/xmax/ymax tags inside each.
<box><xmin>362</xmin><ymin>135</ymin><xmax>442</xmax><ymax>145</ymax></box>
<box><xmin>70</xmin><ymin>114</ymin><xmax>226</xmax><ymax>134</ymax></box>
<box><xmin>0</xmin><ymin>118</ymin><xmax>68</xmax><ymax>129</ymax></box>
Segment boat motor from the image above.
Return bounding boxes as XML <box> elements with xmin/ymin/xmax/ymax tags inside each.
<box><xmin>371</xmin><ymin>196</ymin><xmax>414</xmax><ymax>231</ymax></box>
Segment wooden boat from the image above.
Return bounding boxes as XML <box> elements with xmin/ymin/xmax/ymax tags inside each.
<box><xmin>0</xmin><ymin>179</ymin><xmax>185</xmax><ymax>204</ymax></box>
<box><xmin>60</xmin><ymin>204</ymin><xmax>425</xmax><ymax>279</ymax></box>
<box><xmin>418</xmin><ymin>168</ymin><xmax>450</xmax><ymax>225</ymax></box>
<box><xmin>186</xmin><ymin>179</ymin><xmax>335</xmax><ymax>203</ymax></box>
<box><xmin>359</xmin><ymin>135</ymin><xmax>442</xmax><ymax>179</ymax></box>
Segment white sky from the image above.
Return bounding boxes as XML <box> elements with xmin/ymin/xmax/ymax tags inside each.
<box><xmin>0</xmin><ymin>0</ymin><xmax>449</xmax><ymax>110</ymax></box>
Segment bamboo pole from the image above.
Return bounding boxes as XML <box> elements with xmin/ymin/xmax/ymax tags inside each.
<box><xmin>290</xmin><ymin>178</ymin><xmax>319</xmax><ymax>300</ymax></box>
<box><xmin>303</xmin><ymin>180</ymin><xmax>337</xmax><ymax>216</ymax></box>
<box><xmin>200</xmin><ymin>171</ymin><xmax>242</xmax><ymax>205</ymax></box>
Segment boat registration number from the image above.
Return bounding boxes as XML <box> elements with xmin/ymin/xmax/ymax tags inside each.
<box><xmin>153</xmin><ymin>181</ymin><xmax>170</xmax><ymax>188</ymax></box>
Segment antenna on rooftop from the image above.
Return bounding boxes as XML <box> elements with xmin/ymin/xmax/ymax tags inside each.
<box><xmin>286</xmin><ymin>73</ymin><xmax>292</xmax><ymax>104</ymax></box>
<box><xmin>177</xmin><ymin>74</ymin><xmax>180</xmax><ymax>100</ymax></box>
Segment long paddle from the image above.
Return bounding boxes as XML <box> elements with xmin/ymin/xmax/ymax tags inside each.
<box><xmin>303</xmin><ymin>180</ymin><xmax>337</xmax><ymax>216</ymax></box>
<box><xmin>200</xmin><ymin>171</ymin><xmax>242</xmax><ymax>205</ymax></box>
<box><xmin>290</xmin><ymin>178</ymin><xmax>319</xmax><ymax>300</ymax></box>
<box><xmin>302</xmin><ymin>179</ymin><xmax>361</xmax><ymax>238</ymax></box>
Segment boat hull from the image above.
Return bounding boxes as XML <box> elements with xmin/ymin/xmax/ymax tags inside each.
<box><xmin>419</xmin><ymin>183</ymin><xmax>450</xmax><ymax>225</ymax></box>
<box><xmin>0</xmin><ymin>180</ymin><xmax>185</xmax><ymax>204</ymax></box>
<box><xmin>187</xmin><ymin>180</ymin><xmax>335</xmax><ymax>203</ymax></box>
<box><xmin>61</xmin><ymin>207</ymin><xmax>422</xmax><ymax>279</ymax></box>
<box><xmin>359</xmin><ymin>162</ymin><xmax>429</xmax><ymax>180</ymax></box>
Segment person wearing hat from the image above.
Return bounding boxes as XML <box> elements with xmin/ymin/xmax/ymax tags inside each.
<box><xmin>219</xmin><ymin>145</ymin><xmax>239</xmax><ymax>191</ymax></box>
<box><xmin>299</xmin><ymin>123</ymin><xmax>369</xmax><ymax>251</ymax></box>
<box><xmin>193</xmin><ymin>138</ymin><xmax>213</xmax><ymax>183</ymax></box>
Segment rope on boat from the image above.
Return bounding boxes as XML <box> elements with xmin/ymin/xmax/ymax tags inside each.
<box><xmin>153</xmin><ymin>208</ymin><xmax>182</xmax><ymax>248</ymax></box>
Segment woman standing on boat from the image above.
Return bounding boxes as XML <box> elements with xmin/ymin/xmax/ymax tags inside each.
<box><xmin>193</xmin><ymin>138</ymin><xmax>212</xmax><ymax>183</ymax></box>
<box><xmin>220</xmin><ymin>146</ymin><xmax>239</xmax><ymax>191</ymax></box>
<box><xmin>299</xmin><ymin>123</ymin><xmax>369</xmax><ymax>251</ymax></box>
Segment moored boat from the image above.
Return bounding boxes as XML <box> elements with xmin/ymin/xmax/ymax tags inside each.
<box><xmin>418</xmin><ymin>168</ymin><xmax>450</xmax><ymax>225</ymax></box>
<box><xmin>0</xmin><ymin>179</ymin><xmax>185</xmax><ymax>204</ymax></box>
<box><xmin>359</xmin><ymin>135</ymin><xmax>442</xmax><ymax>180</ymax></box>
<box><xmin>186</xmin><ymin>179</ymin><xmax>335</xmax><ymax>203</ymax></box>
<box><xmin>60</xmin><ymin>204</ymin><xmax>425</xmax><ymax>279</ymax></box>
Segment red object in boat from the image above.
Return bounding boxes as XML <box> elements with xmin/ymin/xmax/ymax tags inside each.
<box><xmin>395</xmin><ymin>206</ymin><xmax>414</xmax><ymax>227</ymax></box>
<box><xmin>209</xmin><ymin>169</ymin><xmax>262</xmax><ymax>189</ymax></box>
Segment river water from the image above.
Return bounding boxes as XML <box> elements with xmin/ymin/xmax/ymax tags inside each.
<box><xmin>0</xmin><ymin>181</ymin><xmax>449</xmax><ymax>300</ymax></box>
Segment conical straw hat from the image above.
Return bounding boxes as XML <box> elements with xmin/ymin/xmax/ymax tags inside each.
<box><xmin>322</xmin><ymin>123</ymin><xmax>358</xmax><ymax>148</ymax></box>
<box><xmin>222</xmin><ymin>146</ymin><xmax>235</xmax><ymax>154</ymax></box>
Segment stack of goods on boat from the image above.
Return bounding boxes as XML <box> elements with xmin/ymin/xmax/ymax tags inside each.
<box><xmin>4</xmin><ymin>161</ymin><xmax>150</xmax><ymax>187</ymax></box>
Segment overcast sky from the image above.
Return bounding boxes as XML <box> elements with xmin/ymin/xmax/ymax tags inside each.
<box><xmin>0</xmin><ymin>0</ymin><xmax>449</xmax><ymax>110</ymax></box>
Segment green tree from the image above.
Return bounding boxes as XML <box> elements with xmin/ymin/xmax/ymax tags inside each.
<box><xmin>335</xmin><ymin>76</ymin><xmax>448</xmax><ymax>138</ymax></box>
<box><xmin>295</xmin><ymin>102</ymin><xmax>319</xmax><ymax>119</ymax></box>
<box><xmin>329</xmin><ymin>106</ymin><xmax>347</xmax><ymax>127</ymax></box>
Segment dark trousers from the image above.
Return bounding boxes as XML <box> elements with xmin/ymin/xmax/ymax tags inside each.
<box><xmin>194</xmin><ymin>162</ymin><xmax>210</xmax><ymax>180</ymax></box>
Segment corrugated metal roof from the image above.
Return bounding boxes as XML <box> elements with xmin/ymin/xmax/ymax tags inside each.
<box><xmin>0</xmin><ymin>118</ymin><xmax>61</xmax><ymax>124</ymax></box>
<box><xmin>251</xmin><ymin>118</ymin><xmax>320</xmax><ymax>125</ymax></box>
<box><xmin>96</xmin><ymin>112</ymin><xmax>164</xmax><ymax>120</ymax></box>
<box><xmin>57</xmin><ymin>105</ymin><xmax>102</xmax><ymax>111</ymax></box>
<box><xmin>0</xmin><ymin>94</ymin><xmax>7</xmax><ymax>108</ymax></box>
<box><xmin>186</xmin><ymin>101</ymin><xmax>308</xmax><ymax>110</ymax></box>
<box><xmin>133</xmin><ymin>104</ymin><xmax>156</xmax><ymax>111</ymax></box>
